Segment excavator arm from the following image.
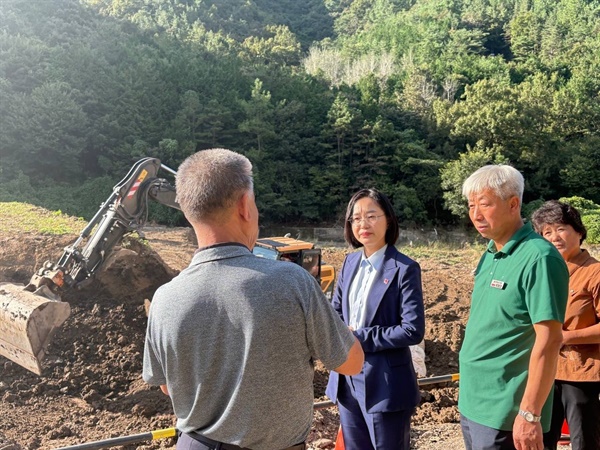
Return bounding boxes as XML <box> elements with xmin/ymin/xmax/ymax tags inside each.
<box><xmin>0</xmin><ymin>158</ymin><xmax>179</xmax><ymax>375</ymax></box>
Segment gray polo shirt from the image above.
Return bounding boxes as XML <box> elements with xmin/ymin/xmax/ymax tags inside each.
<box><xmin>143</xmin><ymin>243</ymin><xmax>355</xmax><ymax>450</ymax></box>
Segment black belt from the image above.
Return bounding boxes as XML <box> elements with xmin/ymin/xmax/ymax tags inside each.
<box><xmin>188</xmin><ymin>432</ymin><xmax>305</xmax><ymax>450</ymax></box>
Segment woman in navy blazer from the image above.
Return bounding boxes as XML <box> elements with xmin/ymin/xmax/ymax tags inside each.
<box><xmin>326</xmin><ymin>188</ymin><xmax>425</xmax><ymax>450</ymax></box>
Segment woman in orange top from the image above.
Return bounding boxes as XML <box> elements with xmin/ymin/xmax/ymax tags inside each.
<box><xmin>532</xmin><ymin>200</ymin><xmax>600</xmax><ymax>450</ymax></box>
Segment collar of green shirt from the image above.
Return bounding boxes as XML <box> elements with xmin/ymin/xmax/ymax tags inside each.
<box><xmin>486</xmin><ymin>222</ymin><xmax>534</xmax><ymax>256</ymax></box>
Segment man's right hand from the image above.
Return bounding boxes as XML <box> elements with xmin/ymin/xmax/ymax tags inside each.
<box><xmin>513</xmin><ymin>414</ymin><xmax>543</xmax><ymax>450</ymax></box>
<box><xmin>333</xmin><ymin>338</ymin><xmax>364</xmax><ymax>375</ymax></box>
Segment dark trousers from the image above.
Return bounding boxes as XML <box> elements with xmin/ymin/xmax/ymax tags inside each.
<box><xmin>460</xmin><ymin>414</ymin><xmax>517</xmax><ymax>450</ymax></box>
<box><xmin>177</xmin><ymin>432</ymin><xmax>219</xmax><ymax>450</ymax></box>
<box><xmin>177</xmin><ymin>432</ymin><xmax>306</xmax><ymax>450</ymax></box>
<box><xmin>338</xmin><ymin>375</ymin><xmax>412</xmax><ymax>450</ymax></box>
<box><xmin>543</xmin><ymin>381</ymin><xmax>600</xmax><ymax>450</ymax></box>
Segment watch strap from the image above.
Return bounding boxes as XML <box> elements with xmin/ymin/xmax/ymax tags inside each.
<box><xmin>518</xmin><ymin>409</ymin><xmax>541</xmax><ymax>423</ymax></box>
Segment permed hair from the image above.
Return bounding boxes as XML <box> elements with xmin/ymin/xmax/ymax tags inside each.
<box><xmin>343</xmin><ymin>188</ymin><xmax>399</xmax><ymax>249</ymax></box>
<box><xmin>462</xmin><ymin>164</ymin><xmax>524</xmax><ymax>203</ymax></box>
<box><xmin>531</xmin><ymin>200</ymin><xmax>587</xmax><ymax>244</ymax></box>
<box><xmin>175</xmin><ymin>148</ymin><xmax>253</xmax><ymax>224</ymax></box>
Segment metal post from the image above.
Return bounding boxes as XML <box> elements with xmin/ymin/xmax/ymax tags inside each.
<box><xmin>53</xmin><ymin>427</ymin><xmax>177</xmax><ymax>450</ymax></box>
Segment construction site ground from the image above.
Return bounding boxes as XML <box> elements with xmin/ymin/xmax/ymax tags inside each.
<box><xmin>0</xmin><ymin>226</ymin><xmax>577</xmax><ymax>450</ymax></box>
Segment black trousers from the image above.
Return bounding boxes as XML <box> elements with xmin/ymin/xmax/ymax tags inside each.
<box><xmin>460</xmin><ymin>414</ymin><xmax>518</xmax><ymax>450</ymax></box>
<box><xmin>543</xmin><ymin>381</ymin><xmax>600</xmax><ymax>450</ymax></box>
<box><xmin>177</xmin><ymin>432</ymin><xmax>306</xmax><ymax>450</ymax></box>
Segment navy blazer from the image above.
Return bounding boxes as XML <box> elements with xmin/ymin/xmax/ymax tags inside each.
<box><xmin>326</xmin><ymin>244</ymin><xmax>425</xmax><ymax>413</ymax></box>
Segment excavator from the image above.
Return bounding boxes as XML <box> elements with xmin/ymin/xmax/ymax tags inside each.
<box><xmin>0</xmin><ymin>157</ymin><xmax>179</xmax><ymax>375</ymax></box>
<box><xmin>0</xmin><ymin>157</ymin><xmax>335</xmax><ymax>375</ymax></box>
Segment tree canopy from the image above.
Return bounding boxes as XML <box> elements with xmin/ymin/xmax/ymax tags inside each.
<box><xmin>1</xmin><ymin>0</ymin><xmax>599</xmax><ymax>226</ymax></box>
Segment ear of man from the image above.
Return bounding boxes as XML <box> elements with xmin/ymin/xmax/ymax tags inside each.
<box><xmin>509</xmin><ymin>195</ymin><xmax>521</xmax><ymax>214</ymax></box>
<box><xmin>237</xmin><ymin>191</ymin><xmax>252</xmax><ymax>221</ymax></box>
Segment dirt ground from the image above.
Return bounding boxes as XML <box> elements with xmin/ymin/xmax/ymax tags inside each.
<box><xmin>0</xmin><ymin>227</ymin><xmax>572</xmax><ymax>450</ymax></box>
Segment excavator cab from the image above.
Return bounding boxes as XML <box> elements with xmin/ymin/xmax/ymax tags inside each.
<box><xmin>253</xmin><ymin>237</ymin><xmax>336</xmax><ymax>300</ymax></box>
<box><xmin>0</xmin><ymin>158</ymin><xmax>179</xmax><ymax>374</ymax></box>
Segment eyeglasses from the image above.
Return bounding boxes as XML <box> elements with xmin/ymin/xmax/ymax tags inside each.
<box><xmin>348</xmin><ymin>214</ymin><xmax>385</xmax><ymax>226</ymax></box>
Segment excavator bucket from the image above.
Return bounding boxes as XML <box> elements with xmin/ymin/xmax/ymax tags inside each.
<box><xmin>0</xmin><ymin>283</ymin><xmax>70</xmax><ymax>375</ymax></box>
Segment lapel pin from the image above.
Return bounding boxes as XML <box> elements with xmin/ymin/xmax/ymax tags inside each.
<box><xmin>383</xmin><ymin>279</ymin><xmax>389</xmax><ymax>284</ymax></box>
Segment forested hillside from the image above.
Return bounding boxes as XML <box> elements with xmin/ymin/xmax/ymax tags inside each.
<box><xmin>1</xmin><ymin>0</ymin><xmax>599</xmax><ymax>226</ymax></box>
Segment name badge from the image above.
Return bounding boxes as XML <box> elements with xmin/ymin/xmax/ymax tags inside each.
<box><xmin>490</xmin><ymin>279</ymin><xmax>506</xmax><ymax>289</ymax></box>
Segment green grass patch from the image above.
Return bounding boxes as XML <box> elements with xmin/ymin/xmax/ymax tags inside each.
<box><xmin>400</xmin><ymin>241</ymin><xmax>485</xmax><ymax>267</ymax></box>
<box><xmin>0</xmin><ymin>202</ymin><xmax>87</xmax><ymax>235</ymax></box>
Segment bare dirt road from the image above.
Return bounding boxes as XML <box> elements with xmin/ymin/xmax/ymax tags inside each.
<box><xmin>0</xmin><ymin>227</ymin><xmax>574</xmax><ymax>449</ymax></box>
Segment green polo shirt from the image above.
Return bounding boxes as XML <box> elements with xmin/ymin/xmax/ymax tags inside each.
<box><xmin>458</xmin><ymin>222</ymin><xmax>568</xmax><ymax>432</ymax></box>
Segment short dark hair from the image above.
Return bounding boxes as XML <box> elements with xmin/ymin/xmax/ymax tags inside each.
<box><xmin>531</xmin><ymin>200</ymin><xmax>587</xmax><ymax>244</ymax></box>
<box><xmin>343</xmin><ymin>188</ymin><xmax>399</xmax><ymax>248</ymax></box>
<box><xmin>176</xmin><ymin>148</ymin><xmax>253</xmax><ymax>224</ymax></box>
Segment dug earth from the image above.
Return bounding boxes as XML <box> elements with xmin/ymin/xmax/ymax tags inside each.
<box><xmin>0</xmin><ymin>228</ymin><xmax>570</xmax><ymax>450</ymax></box>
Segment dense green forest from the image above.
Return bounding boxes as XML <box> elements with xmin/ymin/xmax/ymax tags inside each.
<box><xmin>1</xmin><ymin>0</ymin><xmax>599</xmax><ymax>227</ymax></box>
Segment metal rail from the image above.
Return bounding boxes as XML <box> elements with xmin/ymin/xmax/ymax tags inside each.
<box><xmin>54</xmin><ymin>373</ymin><xmax>460</xmax><ymax>449</ymax></box>
<box><xmin>53</xmin><ymin>428</ymin><xmax>177</xmax><ymax>450</ymax></box>
<box><xmin>315</xmin><ymin>372</ymin><xmax>460</xmax><ymax>410</ymax></box>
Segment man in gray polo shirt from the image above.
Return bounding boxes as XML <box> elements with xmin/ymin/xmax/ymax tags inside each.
<box><xmin>143</xmin><ymin>148</ymin><xmax>364</xmax><ymax>450</ymax></box>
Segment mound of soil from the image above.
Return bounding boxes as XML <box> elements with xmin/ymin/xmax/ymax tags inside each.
<box><xmin>0</xmin><ymin>228</ymin><xmax>474</xmax><ymax>449</ymax></box>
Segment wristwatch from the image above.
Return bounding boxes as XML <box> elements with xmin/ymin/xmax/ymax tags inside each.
<box><xmin>518</xmin><ymin>409</ymin><xmax>541</xmax><ymax>423</ymax></box>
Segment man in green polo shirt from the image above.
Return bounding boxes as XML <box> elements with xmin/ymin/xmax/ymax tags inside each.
<box><xmin>458</xmin><ymin>164</ymin><xmax>569</xmax><ymax>450</ymax></box>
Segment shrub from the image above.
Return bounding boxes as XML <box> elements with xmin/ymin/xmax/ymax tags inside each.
<box><xmin>522</xmin><ymin>199</ymin><xmax>545</xmax><ymax>220</ymax></box>
<box><xmin>581</xmin><ymin>213</ymin><xmax>600</xmax><ymax>245</ymax></box>
<box><xmin>0</xmin><ymin>172</ymin><xmax>40</xmax><ymax>204</ymax></box>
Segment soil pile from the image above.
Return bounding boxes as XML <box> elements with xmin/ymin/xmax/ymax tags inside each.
<box><xmin>0</xmin><ymin>228</ymin><xmax>474</xmax><ymax>449</ymax></box>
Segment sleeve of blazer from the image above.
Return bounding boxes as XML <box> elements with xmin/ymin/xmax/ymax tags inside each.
<box><xmin>353</xmin><ymin>260</ymin><xmax>425</xmax><ymax>353</ymax></box>
<box><xmin>330</xmin><ymin>256</ymin><xmax>347</xmax><ymax>321</ymax></box>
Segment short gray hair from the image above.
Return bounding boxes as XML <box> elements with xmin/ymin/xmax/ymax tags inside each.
<box><xmin>176</xmin><ymin>148</ymin><xmax>253</xmax><ymax>223</ymax></box>
<box><xmin>462</xmin><ymin>164</ymin><xmax>524</xmax><ymax>202</ymax></box>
